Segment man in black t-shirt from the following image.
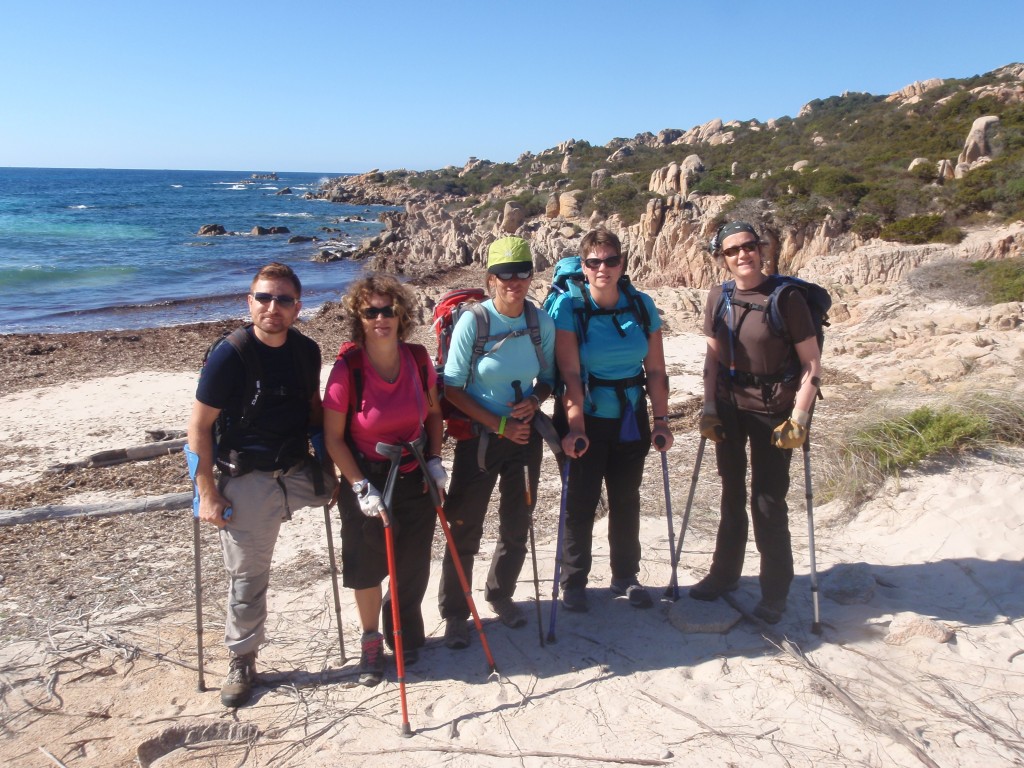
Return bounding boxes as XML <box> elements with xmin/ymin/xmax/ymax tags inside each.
<box><xmin>187</xmin><ymin>262</ymin><xmax>334</xmax><ymax>708</ymax></box>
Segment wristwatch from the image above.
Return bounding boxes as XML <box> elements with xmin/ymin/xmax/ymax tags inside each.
<box><xmin>352</xmin><ymin>479</ymin><xmax>369</xmax><ymax>496</ymax></box>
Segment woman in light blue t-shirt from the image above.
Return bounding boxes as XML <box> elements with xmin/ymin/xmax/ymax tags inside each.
<box><xmin>438</xmin><ymin>237</ymin><xmax>555</xmax><ymax>649</ymax></box>
<box><xmin>551</xmin><ymin>228</ymin><xmax>673</xmax><ymax>612</ymax></box>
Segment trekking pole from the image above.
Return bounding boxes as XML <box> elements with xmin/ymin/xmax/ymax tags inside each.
<box><xmin>322</xmin><ymin>503</ymin><xmax>347</xmax><ymax>663</ymax></box>
<box><xmin>802</xmin><ymin>431</ymin><xmax>823</xmax><ymax>635</ymax></box>
<box><xmin>404</xmin><ymin>439</ymin><xmax>498</xmax><ymax>674</ymax></box>
<box><xmin>665</xmin><ymin>437</ymin><xmax>706</xmax><ymax>599</ymax></box>
<box><xmin>655</xmin><ymin>434</ymin><xmax>680</xmax><ymax>601</ymax></box>
<box><xmin>311</xmin><ymin>430</ymin><xmax>347</xmax><ymax>664</ymax></box>
<box><xmin>513</xmin><ymin>381</ymin><xmax>545</xmax><ymax>648</ymax></box>
<box><xmin>375</xmin><ymin>442</ymin><xmax>413</xmax><ymax>737</ymax></box>
<box><xmin>183</xmin><ymin>445</ymin><xmax>206</xmax><ymax>692</ymax></box>
<box><xmin>547</xmin><ymin>438</ymin><xmax>584</xmax><ymax>643</ymax></box>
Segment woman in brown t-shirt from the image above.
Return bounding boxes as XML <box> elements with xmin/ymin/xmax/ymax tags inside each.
<box><xmin>689</xmin><ymin>221</ymin><xmax>822</xmax><ymax>624</ymax></box>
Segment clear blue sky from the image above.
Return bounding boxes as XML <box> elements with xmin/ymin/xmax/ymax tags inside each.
<box><xmin>3</xmin><ymin>0</ymin><xmax>1022</xmax><ymax>174</ymax></box>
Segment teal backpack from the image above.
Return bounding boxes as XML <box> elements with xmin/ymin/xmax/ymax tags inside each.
<box><xmin>542</xmin><ymin>255</ymin><xmax>653</xmax><ymax>433</ymax></box>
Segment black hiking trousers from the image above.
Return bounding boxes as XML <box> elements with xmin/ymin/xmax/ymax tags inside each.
<box><xmin>438</xmin><ymin>429</ymin><xmax>542</xmax><ymax>620</ymax></box>
<box><xmin>709</xmin><ymin>401</ymin><xmax>795</xmax><ymax>604</ymax></box>
<box><xmin>560</xmin><ymin>408</ymin><xmax>652</xmax><ymax>590</ymax></box>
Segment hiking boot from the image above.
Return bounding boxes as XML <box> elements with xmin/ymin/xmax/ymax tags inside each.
<box><xmin>359</xmin><ymin>631</ymin><xmax>385</xmax><ymax>687</ymax></box>
<box><xmin>444</xmin><ymin>618</ymin><xmax>470</xmax><ymax>650</ymax></box>
<box><xmin>560</xmin><ymin>585</ymin><xmax>589</xmax><ymax>613</ymax></box>
<box><xmin>489</xmin><ymin>597</ymin><xmax>527</xmax><ymax>628</ymax></box>
<box><xmin>221</xmin><ymin>651</ymin><xmax>256</xmax><ymax>708</ymax></box>
<box><xmin>689</xmin><ymin>575</ymin><xmax>739</xmax><ymax>602</ymax></box>
<box><xmin>753</xmin><ymin>599</ymin><xmax>787</xmax><ymax>625</ymax></box>
<box><xmin>610</xmin><ymin>577</ymin><xmax>653</xmax><ymax>609</ymax></box>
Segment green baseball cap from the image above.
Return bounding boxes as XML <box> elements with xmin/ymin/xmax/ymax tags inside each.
<box><xmin>487</xmin><ymin>236</ymin><xmax>533</xmax><ymax>274</ymax></box>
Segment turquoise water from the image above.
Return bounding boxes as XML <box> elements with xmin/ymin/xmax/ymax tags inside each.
<box><xmin>0</xmin><ymin>168</ymin><xmax>392</xmax><ymax>334</ymax></box>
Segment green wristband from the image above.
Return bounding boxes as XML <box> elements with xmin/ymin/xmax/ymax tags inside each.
<box><xmin>498</xmin><ymin>416</ymin><xmax>507</xmax><ymax>436</ymax></box>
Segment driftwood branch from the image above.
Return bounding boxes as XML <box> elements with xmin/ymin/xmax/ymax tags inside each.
<box><xmin>45</xmin><ymin>438</ymin><xmax>187</xmax><ymax>474</ymax></box>
<box><xmin>0</xmin><ymin>493</ymin><xmax>192</xmax><ymax>526</ymax></box>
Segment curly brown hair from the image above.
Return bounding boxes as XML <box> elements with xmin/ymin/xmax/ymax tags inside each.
<box><xmin>343</xmin><ymin>274</ymin><xmax>416</xmax><ymax>345</ymax></box>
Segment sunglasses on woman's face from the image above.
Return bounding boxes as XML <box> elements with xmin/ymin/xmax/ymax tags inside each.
<box><xmin>361</xmin><ymin>305</ymin><xmax>396</xmax><ymax>319</ymax></box>
<box><xmin>494</xmin><ymin>269</ymin><xmax>533</xmax><ymax>282</ymax></box>
<box><xmin>583</xmin><ymin>255</ymin><xmax>623</xmax><ymax>270</ymax></box>
<box><xmin>721</xmin><ymin>240</ymin><xmax>759</xmax><ymax>258</ymax></box>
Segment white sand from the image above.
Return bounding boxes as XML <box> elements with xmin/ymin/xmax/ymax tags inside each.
<box><xmin>2</xmin><ymin>331</ymin><xmax>1024</xmax><ymax>767</ymax></box>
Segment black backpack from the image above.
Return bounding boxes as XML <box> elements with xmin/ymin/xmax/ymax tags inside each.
<box><xmin>202</xmin><ymin>325</ymin><xmax>318</xmax><ymax>450</ymax></box>
<box><xmin>712</xmin><ymin>275</ymin><xmax>831</xmax><ymax>398</ymax></box>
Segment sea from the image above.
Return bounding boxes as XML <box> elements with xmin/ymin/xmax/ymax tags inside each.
<box><xmin>0</xmin><ymin>167</ymin><xmax>396</xmax><ymax>335</ymax></box>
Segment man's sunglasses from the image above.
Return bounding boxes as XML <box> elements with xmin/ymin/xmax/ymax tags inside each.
<box><xmin>494</xmin><ymin>269</ymin><xmax>533</xmax><ymax>282</ymax></box>
<box><xmin>583</xmin><ymin>255</ymin><xmax>623</xmax><ymax>270</ymax></box>
<box><xmin>252</xmin><ymin>292</ymin><xmax>298</xmax><ymax>308</ymax></box>
<box><xmin>721</xmin><ymin>241</ymin><xmax>759</xmax><ymax>258</ymax></box>
<box><xmin>361</xmin><ymin>305</ymin><xmax>397</xmax><ymax>319</ymax></box>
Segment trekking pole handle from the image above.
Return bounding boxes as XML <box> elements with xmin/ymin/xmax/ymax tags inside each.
<box><xmin>654</xmin><ymin>434</ymin><xmax>667</xmax><ymax>450</ymax></box>
<box><xmin>575</xmin><ymin>437</ymin><xmax>586</xmax><ymax>453</ymax></box>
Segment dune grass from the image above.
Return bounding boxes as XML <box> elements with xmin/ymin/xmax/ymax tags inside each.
<box><xmin>820</xmin><ymin>389</ymin><xmax>1024</xmax><ymax>509</ymax></box>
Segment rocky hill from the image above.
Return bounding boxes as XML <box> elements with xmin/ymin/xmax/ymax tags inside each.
<box><xmin>309</xmin><ymin>63</ymin><xmax>1024</xmax><ymax>307</ymax></box>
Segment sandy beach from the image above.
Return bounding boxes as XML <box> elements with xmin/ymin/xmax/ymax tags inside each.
<box><xmin>1</xmin><ymin>264</ymin><xmax>1023</xmax><ymax>767</ymax></box>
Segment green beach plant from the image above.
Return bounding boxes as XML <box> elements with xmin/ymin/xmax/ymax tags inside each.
<box><xmin>820</xmin><ymin>390</ymin><xmax>1024</xmax><ymax>509</ymax></box>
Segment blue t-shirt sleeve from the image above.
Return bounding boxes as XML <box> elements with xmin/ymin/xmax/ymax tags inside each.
<box><xmin>640</xmin><ymin>291</ymin><xmax>662</xmax><ymax>335</ymax></box>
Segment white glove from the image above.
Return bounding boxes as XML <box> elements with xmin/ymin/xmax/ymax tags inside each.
<box><xmin>356</xmin><ymin>481</ymin><xmax>385</xmax><ymax>517</ymax></box>
<box><xmin>426</xmin><ymin>456</ymin><xmax>447</xmax><ymax>493</ymax></box>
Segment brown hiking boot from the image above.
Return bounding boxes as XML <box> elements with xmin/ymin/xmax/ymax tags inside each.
<box><xmin>221</xmin><ymin>651</ymin><xmax>257</xmax><ymax>708</ymax></box>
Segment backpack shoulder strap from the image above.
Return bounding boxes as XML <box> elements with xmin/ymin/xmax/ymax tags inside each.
<box><xmin>619</xmin><ymin>277</ymin><xmax>652</xmax><ymax>338</ymax></box>
<box><xmin>407</xmin><ymin>342</ymin><xmax>432</xmax><ymax>394</ymax></box>
<box><xmin>286</xmin><ymin>328</ymin><xmax>318</xmax><ymax>404</ymax></box>
<box><xmin>712</xmin><ymin>280</ymin><xmax>736</xmax><ymax>334</ymax></box>
<box><xmin>523</xmin><ymin>301</ymin><xmax>546</xmax><ymax>369</ymax></box>
<box><xmin>224</xmin><ymin>326</ymin><xmax>263</xmax><ymax>426</ymax></box>
<box><xmin>336</xmin><ymin>343</ymin><xmax>365</xmax><ymax>416</ymax></box>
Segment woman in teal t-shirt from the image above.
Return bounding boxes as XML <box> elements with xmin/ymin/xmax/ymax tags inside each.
<box><xmin>438</xmin><ymin>237</ymin><xmax>555</xmax><ymax>649</ymax></box>
<box><xmin>551</xmin><ymin>228</ymin><xmax>673</xmax><ymax>612</ymax></box>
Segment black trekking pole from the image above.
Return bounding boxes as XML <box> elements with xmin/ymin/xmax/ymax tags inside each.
<box><xmin>547</xmin><ymin>438</ymin><xmax>584</xmax><ymax>643</ymax></box>
<box><xmin>512</xmin><ymin>381</ymin><xmax>545</xmax><ymax>648</ymax></box>
<box><xmin>375</xmin><ymin>442</ymin><xmax>413</xmax><ymax>736</ymax></box>
<box><xmin>322</xmin><ymin>503</ymin><xmax>347</xmax><ymax>663</ymax></box>
<box><xmin>655</xmin><ymin>434</ymin><xmax>680</xmax><ymax>601</ymax></box>
<box><xmin>184</xmin><ymin>445</ymin><xmax>206</xmax><ymax>692</ymax></box>
<box><xmin>665</xmin><ymin>436</ymin><xmax>706</xmax><ymax>599</ymax></box>
<box><xmin>802</xmin><ymin>431</ymin><xmax>823</xmax><ymax>635</ymax></box>
<box><xmin>311</xmin><ymin>432</ymin><xmax>347</xmax><ymax>663</ymax></box>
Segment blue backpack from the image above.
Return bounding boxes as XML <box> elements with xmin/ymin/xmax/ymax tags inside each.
<box><xmin>542</xmin><ymin>255</ymin><xmax>652</xmax><ymax>342</ymax></box>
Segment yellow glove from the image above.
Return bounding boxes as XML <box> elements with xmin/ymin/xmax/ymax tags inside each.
<box><xmin>698</xmin><ymin>409</ymin><xmax>726</xmax><ymax>443</ymax></box>
<box><xmin>772</xmin><ymin>408</ymin><xmax>810</xmax><ymax>449</ymax></box>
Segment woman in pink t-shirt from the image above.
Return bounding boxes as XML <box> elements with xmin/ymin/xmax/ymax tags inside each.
<box><xmin>323</xmin><ymin>275</ymin><xmax>445</xmax><ymax>686</ymax></box>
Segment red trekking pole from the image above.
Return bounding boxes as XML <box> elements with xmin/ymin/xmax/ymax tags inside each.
<box><xmin>403</xmin><ymin>439</ymin><xmax>498</xmax><ymax>674</ymax></box>
<box><xmin>375</xmin><ymin>442</ymin><xmax>413</xmax><ymax>737</ymax></box>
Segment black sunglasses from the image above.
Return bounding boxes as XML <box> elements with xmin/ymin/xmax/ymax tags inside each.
<box><xmin>252</xmin><ymin>292</ymin><xmax>298</xmax><ymax>308</ymax></box>
<box><xmin>721</xmin><ymin>240</ymin><xmax>759</xmax><ymax>258</ymax></box>
<box><xmin>494</xmin><ymin>269</ymin><xmax>533</xmax><ymax>282</ymax></box>
<box><xmin>583</xmin><ymin>255</ymin><xmax>623</xmax><ymax>270</ymax></box>
<box><xmin>362</xmin><ymin>305</ymin><xmax>397</xmax><ymax>319</ymax></box>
